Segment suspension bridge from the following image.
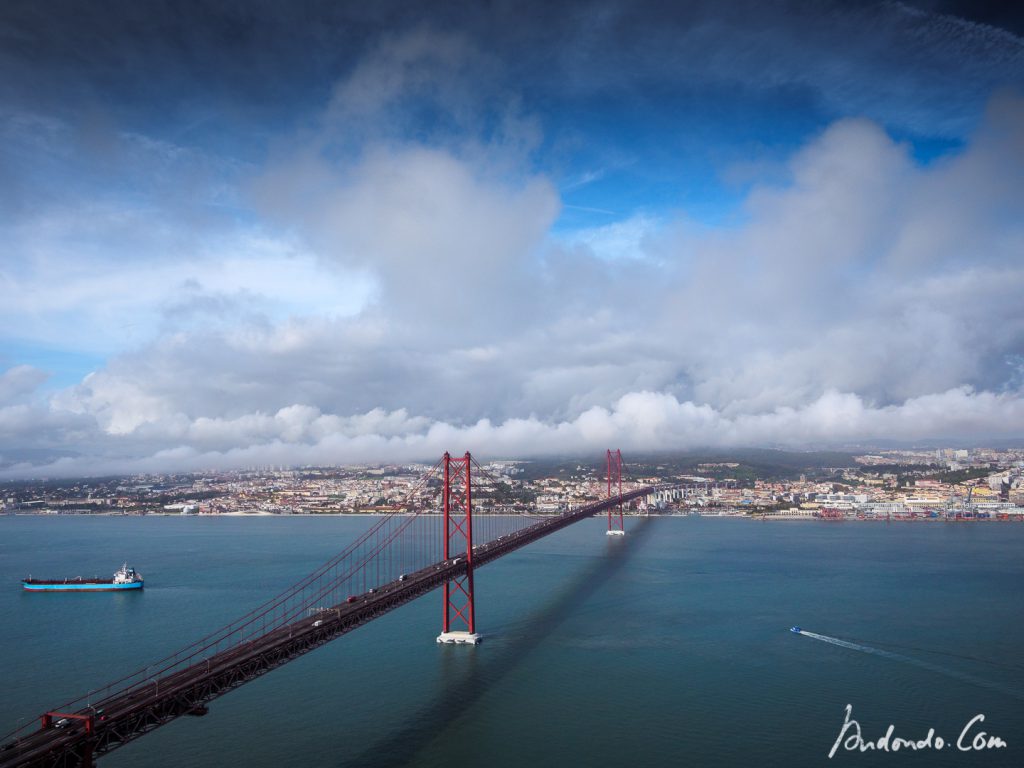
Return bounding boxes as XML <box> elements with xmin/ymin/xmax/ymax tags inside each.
<box><xmin>1</xmin><ymin>450</ymin><xmax>664</xmax><ymax>768</ymax></box>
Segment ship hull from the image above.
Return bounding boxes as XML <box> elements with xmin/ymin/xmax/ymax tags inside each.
<box><xmin>22</xmin><ymin>580</ymin><xmax>143</xmax><ymax>592</ymax></box>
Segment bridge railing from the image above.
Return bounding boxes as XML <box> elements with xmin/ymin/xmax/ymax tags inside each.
<box><xmin>3</xmin><ymin>467</ymin><xmax>448</xmax><ymax>738</ymax></box>
<box><xmin>2</xmin><ymin>459</ymin><xmax>549</xmax><ymax>742</ymax></box>
<box><xmin>2</xmin><ymin>463</ymin><xmax>666</xmax><ymax>745</ymax></box>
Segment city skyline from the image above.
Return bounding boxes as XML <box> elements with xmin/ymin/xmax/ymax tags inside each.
<box><xmin>2</xmin><ymin>1</ymin><xmax>1024</xmax><ymax>477</ymax></box>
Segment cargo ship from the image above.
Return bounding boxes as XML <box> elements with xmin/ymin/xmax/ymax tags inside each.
<box><xmin>22</xmin><ymin>563</ymin><xmax>144</xmax><ymax>592</ymax></box>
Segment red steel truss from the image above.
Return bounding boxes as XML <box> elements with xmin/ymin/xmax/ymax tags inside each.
<box><xmin>442</xmin><ymin>451</ymin><xmax>476</xmax><ymax>635</ymax></box>
<box><xmin>607</xmin><ymin>448</ymin><xmax>624</xmax><ymax>533</ymax></box>
<box><xmin>1</xmin><ymin>452</ymin><xmax>664</xmax><ymax>768</ymax></box>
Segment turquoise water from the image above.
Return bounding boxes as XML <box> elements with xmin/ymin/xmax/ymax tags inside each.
<box><xmin>1</xmin><ymin>515</ymin><xmax>1022</xmax><ymax>767</ymax></box>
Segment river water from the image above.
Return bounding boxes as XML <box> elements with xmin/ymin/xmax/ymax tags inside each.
<box><xmin>1</xmin><ymin>515</ymin><xmax>1022</xmax><ymax>767</ymax></box>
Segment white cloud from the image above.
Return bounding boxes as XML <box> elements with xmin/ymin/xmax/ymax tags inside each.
<box><xmin>256</xmin><ymin>144</ymin><xmax>560</xmax><ymax>337</ymax></box>
<box><xmin>649</xmin><ymin>98</ymin><xmax>1024</xmax><ymax>414</ymax></box>
<box><xmin>557</xmin><ymin>214</ymin><xmax>662</xmax><ymax>262</ymax></box>
<box><xmin>0</xmin><ymin>365</ymin><xmax>48</xmax><ymax>404</ymax></box>
<box><xmin>1</xmin><ymin>209</ymin><xmax>374</xmax><ymax>356</ymax></box>
<box><xmin>4</xmin><ymin>387</ymin><xmax>1023</xmax><ymax>478</ymax></box>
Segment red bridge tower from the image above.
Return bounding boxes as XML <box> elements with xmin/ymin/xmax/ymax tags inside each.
<box><xmin>606</xmin><ymin>448</ymin><xmax>625</xmax><ymax>536</ymax></box>
<box><xmin>436</xmin><ymin>451</ymin><xmax>480</xmax><ymax>644</ymax></box>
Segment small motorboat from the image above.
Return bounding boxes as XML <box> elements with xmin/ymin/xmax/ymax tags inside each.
<box><xmin>790</xmin><ymin>626</ymin><xmax>802</xmax><ymax>634</ymax></box>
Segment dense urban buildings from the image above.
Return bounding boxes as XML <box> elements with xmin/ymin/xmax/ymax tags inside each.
<box><xmin>5</xmin><ymin>448</ymin><xmax>1022</xmax><ymax>522</ymax></box>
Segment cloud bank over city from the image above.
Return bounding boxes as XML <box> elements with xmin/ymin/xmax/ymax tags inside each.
<box><xmin>1</xmin><ymin>1</ymin><xmax>1023</xmax><ymax>476</ymax></box>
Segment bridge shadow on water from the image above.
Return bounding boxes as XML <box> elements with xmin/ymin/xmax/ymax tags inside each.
<box><xmin>340</xmin><ymin>516</ymin><xmax>658</xmax><ymax>768</ymax></box>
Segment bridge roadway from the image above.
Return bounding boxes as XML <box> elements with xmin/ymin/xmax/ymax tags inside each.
<box><xmin>0</xmin><ymin>486</ymin><xmax>659</xmax><ymax>768</ymax></box>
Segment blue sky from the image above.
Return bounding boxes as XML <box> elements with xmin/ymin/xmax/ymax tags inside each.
<box><xmin>1</xmin><ymin>0</ymin><xmax>1023</xmax><ymax>475</ymax></box>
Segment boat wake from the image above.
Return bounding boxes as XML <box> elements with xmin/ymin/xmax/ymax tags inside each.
<box><xmin>792</xmin><ymin>629</ymin><xmax>1024</xmax><ymax>703</ymax></box>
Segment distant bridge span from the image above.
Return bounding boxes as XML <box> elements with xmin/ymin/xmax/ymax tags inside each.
<box><xmin>1</xmin><ymin>452</ymin><xmax>663</xmax><ymax>768</ymax></box>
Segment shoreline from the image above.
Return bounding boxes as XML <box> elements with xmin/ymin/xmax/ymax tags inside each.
<box><xmin>3</xmin><ymin>510</ymin><xmax>1022</xmax><ymax>522</ymax></box>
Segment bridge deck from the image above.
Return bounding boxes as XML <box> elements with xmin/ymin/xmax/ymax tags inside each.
<box><xmin>0</xmin><ymin>487</ymin><xmax>656</xmax><ymax>768</ymax></box>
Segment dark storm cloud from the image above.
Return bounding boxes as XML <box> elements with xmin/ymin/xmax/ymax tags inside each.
<box><xmin>923</xmin><ymin>0</ymin><xmax>1024</xmax><ymax>36</ymax></box>
<box><xmin>2</xmin><ymin>0</ymin><xmax>1022</xmax><ymax>140</ymax></box>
